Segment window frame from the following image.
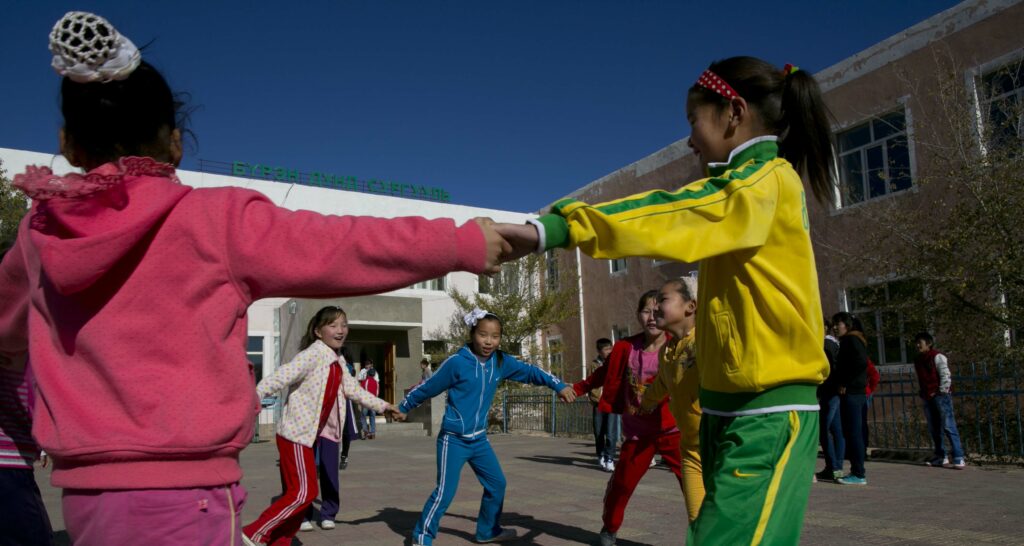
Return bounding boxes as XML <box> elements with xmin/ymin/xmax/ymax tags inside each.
<box><xmin>833</xmin><ymin>103</ymin><xmax>916</xmax><ymax>208</ymax></box>
<box><xmin>966</xmin><ymin>49</ymin><xmax>1024</xmax><ymax>156</ymax></box>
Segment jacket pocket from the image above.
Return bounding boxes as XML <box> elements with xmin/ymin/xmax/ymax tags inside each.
<box><xmin>713</xmin><ymin>311</ymin><xmax>741</xmax><ymax>375</ymax></box>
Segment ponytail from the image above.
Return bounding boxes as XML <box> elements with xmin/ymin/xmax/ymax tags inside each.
<box><xmin>688</xmin><ymin>56</ymin><xmax>836</xmax><ymax>203</ymax></box>
<box><xmin>779</xmin><ymin>69</ymin><xmax>836</xmax><ymax>203</ymax></box>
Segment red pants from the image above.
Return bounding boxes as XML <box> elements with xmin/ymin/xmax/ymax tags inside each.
<box><xmin>603</xmin><ymin>431</ymin><xmax>683</xmax><ymax>533</ymax></box>
<box><xmin>244</xmin><ymin>436</ymin><xmax>318</xmax><ymax>546</ymax></box>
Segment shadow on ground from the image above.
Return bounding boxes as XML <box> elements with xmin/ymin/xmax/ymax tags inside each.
<box><xmin>343</xmin><ymin>506</ymin><xmax>654</xmax><ymax>546</ymax></box>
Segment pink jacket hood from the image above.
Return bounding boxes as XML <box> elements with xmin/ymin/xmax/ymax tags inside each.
<box><xmin>17</xmin><ymin>158</ymin><xmax>190</xmax><ymax>295</ymax></box>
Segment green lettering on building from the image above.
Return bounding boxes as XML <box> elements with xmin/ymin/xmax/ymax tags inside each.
<box><xmin>228</xmin><ymin>161</ymin><xmax>450</xmax><ymax>202</ymax></box>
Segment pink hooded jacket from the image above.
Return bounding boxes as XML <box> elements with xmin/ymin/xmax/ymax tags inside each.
<box><xmin>0</xmin><ymin>157</ymin><xmax>486</xmax><ymax>489</ymax></box>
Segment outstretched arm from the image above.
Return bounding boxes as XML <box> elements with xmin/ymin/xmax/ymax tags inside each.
<box><xmin>500</xmin><ymin>354</ymin><xmax>574</xmax><ymax>401</ymax></box>
<box><xmin>256</xmin><ymin>347</ymin><xmax>316</xmax><ymax>399</ymax></box>
<box><xmin>398</xmin><ymin>357</ymin><xmax>457</xmax><ymax>414</ymax></box>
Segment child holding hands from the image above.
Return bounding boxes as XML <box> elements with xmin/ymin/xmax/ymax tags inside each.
<box><xmin>398</xmin><ymin>309</ymin><xmax>575</xmax><ymax>546</ymax></box>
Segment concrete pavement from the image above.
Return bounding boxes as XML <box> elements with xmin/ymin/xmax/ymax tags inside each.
<box><xmin>36</xmin><ymin>433</ymin><xmax>1024</xmax><ymax>545</ymax></box>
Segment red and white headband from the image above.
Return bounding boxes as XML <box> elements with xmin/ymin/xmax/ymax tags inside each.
<box><xmin>695</xmin><ymin>70</ymin><xmax>740</xmax><ymax>100</ymax></box>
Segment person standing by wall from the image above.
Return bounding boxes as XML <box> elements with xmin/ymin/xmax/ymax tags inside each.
<box><xmin>359</xmin><ymin>360</ymin><xmax>380</xmax><ymax>439</ymax></box>
<box><xmin>832</xmin><ymin>313</ymin><xmax>868</xmax><ymax>486</ymax></box>
<box><xmin>914</xmin><ymin>333</ymin><xmax>966</xmax><ymax>469</ymax></box>
<box><xmin>817</xmin><ymin>319</ymin><xmax>844</xmax><ymax>482</ymax></box>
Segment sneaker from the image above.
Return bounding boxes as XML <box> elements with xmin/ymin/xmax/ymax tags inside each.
<box><xmin>299</xmin><ymin>520</ymin><xmax>315</xmax><ymax>532</ymax></box>
<box><xmin>952</xmin><ymin>458</ymin><xmax>966</xmax><ymax>469</ymax></box>
<box><xmin>241</xmin><ymin>533</ymin><xmax>260</xmax><ymax>546</ymax></box>
<box><xmin>832</xmin><ymin>470</ymin><xmax>844</xmax><ymax>481</ymax></box>
<box><xmin>598</xmin><ymin>529</ymin><xmax>617</xmax><ymax>546</ymax></box>
<box><xmin>814</xmin><ymin>469</ymin><xmax>835</xmax><ymax>482</ymax></box>
<box><xmin>649</xmin><ymin>458</ymin><xmax>658</xmax><ymax>468</ymax></box>
<box><xmin>477</xmin><ymin>528</ymin><xmax>517</xmax><ymax>543</ymax></box>
<box><xmin>837</xmin><ymin>475</ymin><xmax>867</xmax><ymax>486</ymax></box>
<box><xmin>340</xmin><ymin>455</ymin><xmax>349</xmax><ymax>470</ymax></box>
<box><xmin>320</xmin><ymin>519</ymin><xmax>336</xmax><ymax>530</ymax></box>
<box><xmin>925</xmin><ymin>456</ymin><xmax>948</xmax><ymax>467</ymax></box>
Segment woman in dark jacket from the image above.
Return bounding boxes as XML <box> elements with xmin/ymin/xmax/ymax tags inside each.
<box><xmin>832</xmin><ymin>312</ymin><xmax>868</xmax><ymax>485</ymax></box>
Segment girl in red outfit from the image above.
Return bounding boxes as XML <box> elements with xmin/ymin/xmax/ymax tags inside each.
<box><xmin>243</xmin><ymin>307</ymin><xmax>399</xmax><ymax>546</ymax></box>
<box><xmin>573</xmin><ymin>291</ymin><xmax>684</xmax><ymax>545</ymax></box>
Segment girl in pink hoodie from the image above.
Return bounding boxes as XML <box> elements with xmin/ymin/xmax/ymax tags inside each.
<box><xmin>0</xmin><ymin>12</ymin><xmax>506</xmax><ymax>546</ymax></box>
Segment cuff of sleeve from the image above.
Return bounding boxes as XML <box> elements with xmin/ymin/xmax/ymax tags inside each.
<box><xmin>398</xmin><ymin>400</ymin><xmax>412</xmax><ymax>413</ymax></box>
<box><xmin>526</xmin><ymin>219</ymin><xmax>546</xmax><ymax>254</ymax></box>
<box><xmin>455</xmin><ymin>220</ymin><xmax>488</xmax><ymax>274</ymax></box>
<box><xmin>532</xmin><ymin>214</ymin><xmax>570</xmax><ymax>250</ymax></box>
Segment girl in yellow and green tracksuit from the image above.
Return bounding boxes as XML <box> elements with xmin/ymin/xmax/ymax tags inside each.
<box><xmin>524</xmin><ymin>57</ymin><xmax>834</xmax><ymax>546</ymax></box>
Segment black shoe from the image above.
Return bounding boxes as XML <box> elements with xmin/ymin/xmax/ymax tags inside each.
<box><xmin>340</xmin><ymin>455</ymin><xmax>348</xmax><ymax>470</ymax></box>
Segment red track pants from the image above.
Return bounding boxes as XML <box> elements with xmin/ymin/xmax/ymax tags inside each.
<box><xmin>243</xmin><ymin>436</ymin><xmax>318</xmax><ymax>546</ymax></box>
<box><xmin>602</xmin><ymin>431</ymin><xmax>683</xmax><ymax>533</ymax></box>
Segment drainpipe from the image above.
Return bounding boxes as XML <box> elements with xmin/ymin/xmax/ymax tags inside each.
<box><xmin>577</xmin><ymin>248</ymin><xmax>587</xmax><ymax>380</ymax></box>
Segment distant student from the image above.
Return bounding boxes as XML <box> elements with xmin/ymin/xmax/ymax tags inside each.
<box><xmin>640</xmin><ymin>276</ymin><xmax>705</xmax><ymax>524</ymax></box>
<box><xmin>914</xmin><ymin>332</ymin><xmax>966</xmax><ymax>469</ymax></box>
<box><xmin>832</xmin><ymin>313</ymin><xmax>868</xmax><ymax>486</ymax></box>
<box><xmin>397</xmin><ymin>309</ymin><xmax>576</xmax><ymax>546</ymax></box>
<box><xmin>0</xmin><ymin>12</ymin><xmax>509</xmax><ymax>546</ymax></box>
<box><xmin>817</xmin><ymin>319</ymin><xmax>845</xmax><ymax>482</ymax></box>
<box><xmin>358</xmin><ymin>359</ymin><xmax>381</xmax><ymax>439</ymax></box>
<box><xmin>244</xmin><ymin>307</ymin><xmax>399</xmax><ymax>545</ymax></box>
<box><xmin>496</xmin><ymin>56</ymin><xmax>834</xmax><ymax>544</ymax></box>
<box><xmin>589</xmin><ymin>337</ymin><xmax>620</xmax><ymax>472</ymax></box>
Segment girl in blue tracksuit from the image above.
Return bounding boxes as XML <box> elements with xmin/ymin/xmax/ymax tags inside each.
<box><xmin>398</xmin><ymin>309</ymin><xmax>576</xmax><ymax>546</ymax></box>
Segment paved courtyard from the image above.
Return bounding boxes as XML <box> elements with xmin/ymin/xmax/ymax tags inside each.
<box><xmin>37</xmin><ymin>433</ymin><xmax>1024</xmax><ymax>545</ymax></box>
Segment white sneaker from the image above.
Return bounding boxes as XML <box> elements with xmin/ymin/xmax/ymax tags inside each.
<box><xmin>299</xmin><ymin>520</ymin><xmax>315</xmax><ymax>532</ymax></box>
<box><xmin>604</xmin><ymin>459</ymin><xmax>616</xmax><ymax>472</ymax></box>
<box><xmin>241</xmin><ymin>533</ymin><xmax>259</xmax><ymax>546</ymax></box>
<box><xmin>649</xmin><ymin>457</ymin><xmax>658</xmax><ymax>468</ymax></box>
<box><xmin>320</xmin><ymin>519</ymin><xmax>336</xmax><ymax>530</ymax></box>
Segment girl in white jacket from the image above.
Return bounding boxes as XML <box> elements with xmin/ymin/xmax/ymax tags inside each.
<box><xmin>244</xmin><ymin>306</ymin><xmax>400</xmax><ymax>545</ymax></box>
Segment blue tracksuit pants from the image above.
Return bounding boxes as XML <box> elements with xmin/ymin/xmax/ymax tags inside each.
<box><xmin>413</xmin><ymin>432</ymin><xmax>506</xmax><ymax>545</ymax></box>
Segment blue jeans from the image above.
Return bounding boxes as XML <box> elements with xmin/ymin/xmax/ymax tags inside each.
<box><xmin>840</xmin><ymin>394</ymin><xmax>866</xmax><ymax>478</ymax></box>
<box><xmin>592</xmin><ymin>408</ymin><xmax>621</xmax><ymax>461</ymax></box>
<box><xmin>818</xmin><ymin>394</ymin><xmax>844</xmax><ymax>472</ymax></box>
<box><xmin>362</xmin><ymin>407</ymin><xmax>377</xmax><ymax>435</ymax></box>
<box><xmin>923</xmin><ymin>394</ymin><xmax>965</xmax><ymax>461</ymax></box>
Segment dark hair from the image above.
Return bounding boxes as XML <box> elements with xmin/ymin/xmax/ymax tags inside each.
<box><xmin>914</xmin><ymin>332</ymin><xmax>935</xmax><ymax>346</ymax></box>
<box><xmin>469</xmin><ymin>312</ymin><xmax>504</xmax><ymax>366</ymax></box>
<box><xmin>831</xmin><ymin>312</ymin><xmax>860</xmax><ymax>333</ymax></box>
<box><xmin>688</xmin><ymin>56</ymin><xmax>835</xmax><ymax>202</ymax></box>
<box><xmin>60</xmin><ymin>60</ymin><xmax>192</xmax><ymax>168</ymax></box>
<box><xmin>299</xmin><ymin>306</ymin><xmax>346</xmax><ymax>351</ymax></box>
<box><xmin>595</xmin><ymin>338</ymin><xmax>613</xmax><ymax>351</ymax></box>
<box><xmin>636</xmin><ymin>290</ymin><xmax>659</xmax><ymax>313</ymax></box>
<box><xmin>420</xmin><ymin>358</ymin><xmax>430</xmax><ymax>365</ymax></box>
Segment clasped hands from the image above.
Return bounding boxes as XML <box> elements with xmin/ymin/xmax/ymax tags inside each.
<box><xmin>471</xmin><ymin>218</ymin><xmax>541</xmax><ymax>275</ymax></box>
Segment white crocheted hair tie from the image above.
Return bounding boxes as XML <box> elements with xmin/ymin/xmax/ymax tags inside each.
<box><xmin>463</xmin><ymin>308</ymin><xmax>490</xmax><ymax>328</ymax></box>
<box><xmin>49</xmin><ymin>11</ymin><xmax>141</xmax><ymax>83</ymax></box>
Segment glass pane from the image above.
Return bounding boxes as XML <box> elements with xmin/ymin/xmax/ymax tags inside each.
<box><xmin>838</xmin><ymin>122</ymin><xmax>872</xmax><ymax>152</ymax></box>
<box><xmin>247</xmin><ymin>336</ymin><xmax>263</xmax><ymax>352</ymax></box>
<box><xmin>886</xmin><ymin>136</ymin><xmax>912</xmax><ymax>192</ymax></box>
<box><xmin>881</xmin><ymin>310</ymin><xmax>903</xmax><ymax>364</ymax></box>
<box><xmin>866</xmin><ymin>145</ymin><xmax>887</xmax><ymax>198</ymax></box>
<box><xmin>987</xmin><ymin>95</ymin><xmax>1021</xmax><ymax>150</ymax></box>
<box><xmin>840</xmin><ymin>153</ymin><xmax>864</xmax><ymax>205</ymax></box>
<box><xmin>873</xmin><ymin>112</ymin><xmax>906</xmax><ymax>140</ymax></box>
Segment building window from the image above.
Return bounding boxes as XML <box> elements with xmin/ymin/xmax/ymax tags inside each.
<box><xmin>547</xmin><ymin>337</ymin><xmax>563</xmax><ymax>373</ymax></box>
<box><xmin>612</xmin><ymin>325</ymin><xmax>630</xmax><ymax>342</ymax></box>
<box><xmin>610</xmin><ymin>258</ymin><xmax>628</xmax><ymax>275</ymax></box>
<box><xmin>978</xmin><ymin>58</ymin><xmax>1024</xmax><ymax>151</ymax></box>
<box><xmin>546</xmin><ymin>251</ymin><xmax>560</xmax><ymax>291</ymax></box>
<box><xmin>846</xmin><ymin>279</ymin><xmax>926</xmax><ymax>365</ymax></box>
<box><xmin>837</xmin><ymin>110</ymin><xmax>913</xmax><ymax>206</ymax></box>
<box><xmin>247</xmin><ymin>336</ymin><xmax>265</xmax><ymax>383</ymax></box>
<box><xmin>412</xmin><ymin>276</ymin><xmax>447</xmax><ymax>291</ymax></box>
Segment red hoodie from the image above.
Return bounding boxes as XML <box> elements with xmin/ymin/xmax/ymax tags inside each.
<box><xmin>0</xmin><ymin>158</ymin><xmax>486</xmax><ymax>489</ymax></box>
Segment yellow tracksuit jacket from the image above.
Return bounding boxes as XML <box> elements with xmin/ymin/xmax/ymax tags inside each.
<box><xmin>535</xmin><ymin>137</ymin><xmax>827</xmax><ymax>415</ymax></box>
<box><xmin>641</xmin><ymin>331</ymin><xmax>703</xmax><ymax>522</ymax></box>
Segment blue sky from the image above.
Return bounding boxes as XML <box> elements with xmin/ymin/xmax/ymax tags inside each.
<box><xmin>1</xmin><ymin>1</ymin><xmax>961</xmax><ymax>212</ymax></box>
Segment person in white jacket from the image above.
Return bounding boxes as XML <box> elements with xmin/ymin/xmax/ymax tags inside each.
<box><xmin>244</xmin><ymin>306</ymin><xmax>401</xmax><ymax>545</ymax></box>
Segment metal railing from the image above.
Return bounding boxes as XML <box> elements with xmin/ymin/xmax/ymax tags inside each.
<box><xmin>498</xmin><ymin>363</ymin><xmax>1024</xmax><ymax>461</ymax></box>
<box><xmin>869</xmin><ymin>362</ymin><xmax>1023</xmax><ymax>460</ymax></box>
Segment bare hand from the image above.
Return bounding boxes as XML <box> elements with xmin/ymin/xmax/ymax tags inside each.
<box><xmin>494</xmin><ymin>223</ymin><xmax>540</xmax><ymax>262</ymax></box>
<box><xmin>558</xmin><ymin>386</ymin><xmax>577</xmax><ymax>403</ymax></box>
<box><xmin>387</xmin><ymin>406</ymin><xmax>407</xmax><ymax>422</ymax></box>
<box><xmin>473</xmin><ymin>217</ymin><xmax>512</xmax><ymax>275</ymax></box>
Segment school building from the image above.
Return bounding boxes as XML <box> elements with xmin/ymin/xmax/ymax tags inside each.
<box><xmin>0</xmin><ymin>147</ymin><xmax>534</xmax><ymax>428</ymax></box>
<box><xmin>540</xmin><ymin>0</ymin><xmax>1024</xmax><ymax>379</ymax></box>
